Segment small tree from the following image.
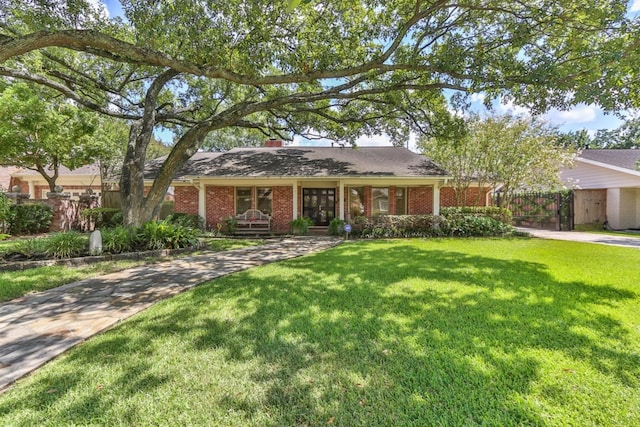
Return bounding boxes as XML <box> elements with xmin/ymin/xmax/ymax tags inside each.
<box><xmin>0</xmin><ymin>192</ymin><xmax>11</xmax><ymax>233</ymax></box>
<box><xmin>420</xmin><ymin>114</ymin><xmax>575</xmax><ymax>209</ymax></box>
<box><xmin>0</xmin><ymin>82</ymin><xmax>98</xmax><ymax>192</ymax></box>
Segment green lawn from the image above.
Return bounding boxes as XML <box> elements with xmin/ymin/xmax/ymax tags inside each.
<box><xmin>1</xmin><ymin>238</ymin><xmax>639</xmax><ymax>426</ymax></box>
<box><xmin>0</xmin><ymin>238</ymin><xmax>262</xmax><ymax>302</ymax></box>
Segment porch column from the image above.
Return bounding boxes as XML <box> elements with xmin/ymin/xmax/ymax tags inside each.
<box><xmin>292</xmin><ymin>182</ymin><xmax>298</xmax><ymax>219</ymax></box>
<box><xmin>28</xmin><ymin>181</ymin><xmax>35</xmax><ymax>199</ymax></box>
<box><xmin>433</xmin><ymin>183</ymin><xmax>441</xmax><ymax>216</ymax></box>
<box><xmin>198</xmin><ymin>182</ymin><xmax>206</xmax><ymax>220</ymax></box>
<box><xmin>338</xmin><ymin>181</ymin><xmax>345</xmax><ymax>220</ymax></box>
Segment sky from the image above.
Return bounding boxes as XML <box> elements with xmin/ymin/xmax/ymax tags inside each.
<box><xmin>97</xmin><ymin>0</ymin><xmax>639</xmax><ymax>149</ymax></box>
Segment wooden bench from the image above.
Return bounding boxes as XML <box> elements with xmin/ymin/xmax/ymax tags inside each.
<box><xmin>234</xmin><ymin>209</ymin><xmax>272</xmax><ymax>234</ymax></box>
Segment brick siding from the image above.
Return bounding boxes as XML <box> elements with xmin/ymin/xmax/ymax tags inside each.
<box><xmin>205</xmin><ymin>186</ymin><xmax>234</xmax><ymax>229</ymax></box>
<box><xmin>174</xmin><ymin>186</ymin><xmax>199</xmax><ymax>215</ymax></box>
<box><xmin>440</xmin><ymin>187</ymin><xmax>490</xmax><ymax>207</ymax></box>
<box><xmin>408</xmin><ymin>186</ymin><xmax>434</xmax><ymax>214</ymax></box>
<box><xmin>363</xmin><ymin>186</ymin><xmax>372</xmax><ymax>218</ymax></box>
<box><xmin>272</xmin><ymin>186</ymin><xmax>293</xmax><ymax>232</ymax></box>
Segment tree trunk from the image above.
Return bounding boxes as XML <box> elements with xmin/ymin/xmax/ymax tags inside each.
<box><xmin>119</xmin><ymin>115</ymin><xmax>212</xmax><ymax>227</ymax></box>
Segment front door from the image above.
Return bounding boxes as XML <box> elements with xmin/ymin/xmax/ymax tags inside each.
<box><xmin>303</xmin><ymin>188</ymin><xmax>336</xmax><ymax>226</ymax></box>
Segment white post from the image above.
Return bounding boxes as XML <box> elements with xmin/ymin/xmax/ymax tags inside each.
<box><xmin>292</xmin><ymin>182</ymin><xmax>298</xmax><ymax>219</ymax></box>
<box><xmin>28</xmin><ymin>181</ymin><xmax>35</xmax><ymax>199</ymax></box>
<box><xmin>433</xmin><ymin>183</ymin><xmax>441</xmax><ymax>216</ymax></box>
<box><xmin>198</xmin><ymin>182</ymin><xmax>206</xmax><ymax>221</ymax></box>
<box><xmin>339</xmin><ymin>181</ymin><xmax>345</xmax><ymax>220</ymax></box>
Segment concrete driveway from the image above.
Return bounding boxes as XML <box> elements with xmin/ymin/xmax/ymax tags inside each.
<box><xmin>517</xmin><ymin>228</ymin><xmax>640</xmax><ymax>249</ymax></box>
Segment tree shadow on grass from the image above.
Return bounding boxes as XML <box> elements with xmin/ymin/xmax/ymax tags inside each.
<box><xmin>1</xmin><ymin>240</ymin><xmax>638</xmax><ymax>425</ymax></box>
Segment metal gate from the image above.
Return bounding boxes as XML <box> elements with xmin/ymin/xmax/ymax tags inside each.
<box><xmin>494</xmin><ymin>191</ymin><xmax>574</xmax><ymax>231</ymax></box>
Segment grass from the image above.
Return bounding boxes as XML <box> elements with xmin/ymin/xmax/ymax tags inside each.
<box><xmin>0</xmin><ymin>238</ymin><xmax>639</xmax><ymax>426</ymax></box>
<box><xmin>0</xmin><ymin>238</ymin><xmax>261</xmax><ymax>302</ymax></box>
<box><xmin>0</xmin><ymin>260</ymin><xmax>156</xmax><ymax>302</ymax></box>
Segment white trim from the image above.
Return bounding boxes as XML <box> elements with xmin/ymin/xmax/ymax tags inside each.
<box><xmin>339</xmin><ymin>181</ymin><xmax>345</xmax><ymax>220</ymax></box>
<box><xmin>198</xmin><ymin>182</ymin><xmax>206</xmax><ymax>220</ymax></box>
<box><xmin>577</xmin><ymin>157</ymin><xmax>640</xmax><ymax>178</ymax></box>
<box><xmin>433</xmin><ymin>184</ymin><xmax>441</xmax><ymax>216</ymax></box>
<box><xmin>292</xmin><ymin>181</ymin><xmax>298</xmax><ymax>220</ymax></box>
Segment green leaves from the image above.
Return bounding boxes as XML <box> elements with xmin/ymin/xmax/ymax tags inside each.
<box><xmin>0</xmin><ymin>82</ymin><xmax>102</xmax><ymax>189</ymax></box>
<box><xmin>420</xmin><ymin>114</ymin><xmax>575</xmax><ymax>208</ymax></box>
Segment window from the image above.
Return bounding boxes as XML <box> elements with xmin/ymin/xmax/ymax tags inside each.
<box><xmin>257</xmin><ymin>187</ymin><xmax>272</xmax><ymax>214</ymax></box>
<box><xmin>349</xmin><ymin>187</ymin><xmax>365</xmax><ymax>217</ymax></box>
<box><xmin>395</xmin><ymin>187</ymin><xmax>406</xmax><ymax>215</ymax></box>
<box><xmin>236</xmin><ymin>187</ymin><xmax>252</xmax><ymax>214</ymax></box>
<box><xmin>372</xmin><ymin>188</ymin><xmax>389</xmax><ymax>216</ymax></box>
<box><xmin>236</xmin><ymin>187</ymin><xmax>272</xmax><ymax>215</ymax></box>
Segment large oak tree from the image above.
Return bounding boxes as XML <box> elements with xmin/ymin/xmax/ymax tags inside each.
<box><xmin>0</xmin><ymin>0</ymin><xmax>637</xmax><ymax>225</ymax></box>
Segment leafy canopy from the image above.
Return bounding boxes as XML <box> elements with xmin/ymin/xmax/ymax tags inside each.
<box><xmin>420</xmin><ymin>114</ymin><xmax>575</xmax><ymax>208</ymax></box>
<box><xmin>0</xmin><ymin>82</ymin><xmax>100</xmax><ymax>190</ymax></box>
<box><xmin>0</xmin><ymin>0</ymin><xmax>636</xmax><ymax>224</ymax></box>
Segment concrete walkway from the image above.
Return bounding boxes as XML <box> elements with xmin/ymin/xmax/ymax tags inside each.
<box><xmin>0</xmin><ymin>237</ymin><xmax>342</xmax><ymax>393</ymax></box>
<box><xmin>517</xmin><ymin>227</ymin><xmax>640</xmax><ymax>249</ymax></box>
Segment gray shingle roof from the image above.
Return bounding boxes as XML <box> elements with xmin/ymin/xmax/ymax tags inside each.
<box><xmin>579</xmin><ymin>149</ymin><xmax>640</xmax><ymax>171</ymax></box>
<box><xmin>145</xmin><ymin>147</ymin><xmax>447</xmax><ymax>180</ymax></box>
<box><xmin>10</xmin><ymin>163</ymin><xmax>101</xmax><ymax>177</ymax></box>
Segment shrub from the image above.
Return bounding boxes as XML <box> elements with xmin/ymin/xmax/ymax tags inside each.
<box><xmin>224</xmin><ymin>216</ymin><xmax>238</xmax><ymax>234</ymax></box>
<box><xmin>328</xmin><ymin>218</ymin><xmax>346</xmax><ymax>236</ymax></box>
<box><xmin>165</xmin><ymin>213</ymin><xmax>205</xmax><ymax>230</ymax></box>
<box><xmin>44</xmin><ymin>231</ymin><xmax>87</xmax><ymax>259</ymax></box>
<box><xmin>441</xmin><ymin>206</ymin><xmax>512</xmax><ymax>225</ymax></box>
<box><xmin>138</xmin><ymin>220</ymin><xmax>199</xmax><ymax>250</ymax></box>
<box><xmin>290</xmin><ymin>217</ymin><xmax>314</xmax><ymax>235</ymax></box>
<box><xmin>0</xmin><ymin>193</ymin><xmax>10</xmax><ymax>232</ymax></box>
<box><xmin>81</xmin><ymin>208</ymin><xmax>122</xmax><ymax>229</ymax></box>
<box><xmin>12</xmin><ymin>238</ymin><xmax>47</xmax><ymax>258</ymax></box>
<box><xmin>357</xmin><ymin>215</ymin><xmax>444</xmax><ymax>238</ymax></box>
<box><xmin>8</xmin><ymin>203</ymin><xmax>53</xmax><ymax>235</ymax></box>
<box><xmin>102</xmin><ymin>225</ymin><xmax>138</xmax><ymax>254</ymax></box>
<box><xmin>440</xmin><ymin>215</ymin><xmax>514</xmax><ymax>237</ymax></box>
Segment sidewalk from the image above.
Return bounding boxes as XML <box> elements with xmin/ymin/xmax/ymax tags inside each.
<box><xmin>0</xmin><ymin>237</ymin><xmax>342</xmax><ymax>393</ymax></box>
<box><xmin>517</xmin><ymin>227</ymin><xmax>640</xmax><ymax>249</ymax></box>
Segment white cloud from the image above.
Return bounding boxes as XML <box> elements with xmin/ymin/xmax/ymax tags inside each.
<box><xmin>496</xmin><ymin>100</ymin><xmax>531</xmax><ymax>117</ymax></box>
<box><xmin>470</xmin><ymin>93</ymin><xmax>486</xmax><ymax>104</ymax></box>
<box><xmin>630</xmin><ymin>0</ymin><xmax>640</xmax><ymax>12</ymax></box>
<box><xmin>89</xmin><ymin>0</ymin><xmax>110</xmax><ymax>17</ymax></box>
<box><xmin>544</xmin><ymin>105</ymin><xmax>597</xmax><ymax>125</ymax></box>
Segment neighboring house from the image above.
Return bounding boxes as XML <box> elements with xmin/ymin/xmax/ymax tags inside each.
<box><xmin>145</xmin><ymin>141</ymin><xmax>491</xmax><ymax>233</ymax></box>
<box><xmin>0</xmin><ymin>166</ymin><xmax>20</xmax><ymax>191</ymax></box>
<box><xmin>561</xmin><ymin>149</ymin><xmax>640</xmax><ymax>230</ymax></box>
<box><xmin>8</xmin><ymin>163</ymin><xmax>102</xmax><ymax>200</ymax></box>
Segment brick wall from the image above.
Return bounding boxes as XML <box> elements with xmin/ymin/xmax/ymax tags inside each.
<box><xmin>205</xmin><ymin>186</ymin><xmax>234</xmax><ymax>229</ymax></box>
<box><xmin>408</xmin><ymin>186</ymin><xmax>434</xmax><ymax>214</ymax></box>
<box><xmin>174</xmin><ymin>186</ymin><xmax>199</xmax><ymax>215</ymax></box>
<box><xmin>389</xmin><ymin>186</ymin><xmax>397</xmax><ymax>215</ymax></box>
<box><xmin>364</xmin><ymin>186</ymin><xmax>372</xmax><ymax>218</ymax></box>
<box><xmin>440</xmin><ymin>187</ymin><xmax>490</xmax><ymax>207</ymax></box>
<box><xmin>272</xmin><ymin>186</ymin><xmax>293</xmax><ymax>232</ymax></box>
<box><xmin>8</xmin><ymin>178</ymin><xmax>28</xmax><ymax>194</ymax></box>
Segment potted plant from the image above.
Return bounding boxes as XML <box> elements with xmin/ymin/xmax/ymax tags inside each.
<box><xmin>290</xmin><ymin>217</ymin><xmax>314</xmax><ymax>235</ymax></box>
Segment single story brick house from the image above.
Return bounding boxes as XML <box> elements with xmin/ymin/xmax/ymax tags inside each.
<box><xmin>561</xmin><ymin>149</ymin><xmax>640</xmax><ymax>230</ymax></box>
<box><xmin>8</xmin><ymin>164</ymin><xmax>102</xmax><ymax>200</ymax></box>
<box><xmin>145</xmin><ymin>141</ymin><xmax>490</xmax><ymax>233</ymax></box>
<box><xmin>0</xmin><ymin>166</ymin><xmax>20</xmax><ymax>191</ymax></box>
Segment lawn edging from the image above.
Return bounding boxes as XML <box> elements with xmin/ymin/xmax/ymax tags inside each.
<box><xmin>0</xmin><ymin>246</ymin><xmax>202</xmax><ymax>272</ymax></box>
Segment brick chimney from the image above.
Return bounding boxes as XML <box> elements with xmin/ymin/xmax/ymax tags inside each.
<box><xmin>265</xmin><ymin>138</ymin><xmax>283</xmax><ymax>147</ymax></box>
